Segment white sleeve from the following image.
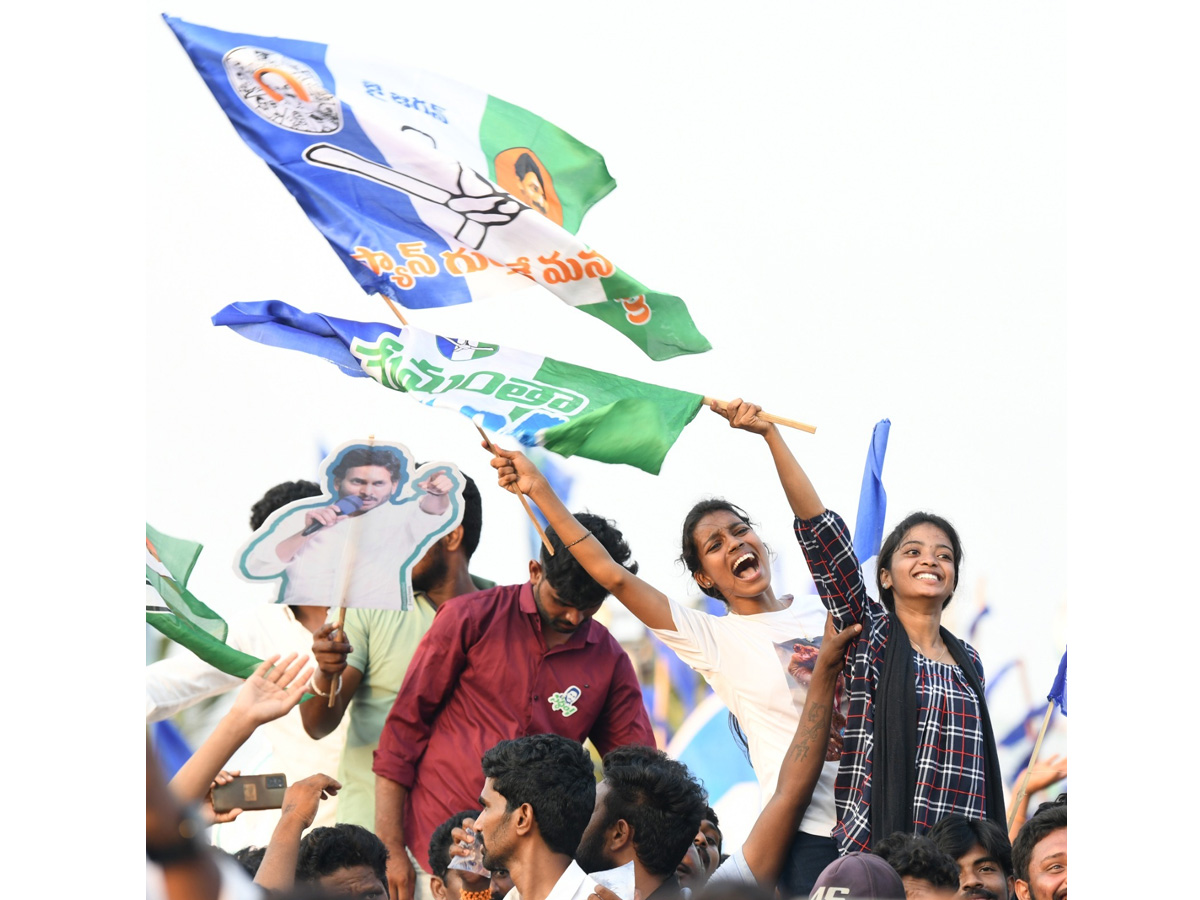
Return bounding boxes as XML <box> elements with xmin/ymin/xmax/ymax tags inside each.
<box><xmin>707</xmin><ymin>850</ymin><xmax>757</xmax><ymax>887</ymax></box>
<box><xmin>241</xmin><ymin>510</ymin><xmax>302</xmax><ymax>578</ymax></box>
<box><xmin>145</xmin><ymin>649</ymin><xmax>241</xmax><ymax>722</ymax></box>
<box><xmin>648</xmin><ymin>597</ymin><xmax>721</xmax><ymax>674</ymax></box>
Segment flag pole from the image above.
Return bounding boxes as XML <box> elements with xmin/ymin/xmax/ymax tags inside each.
<box><xmin>327</xmin><ymin>433</ymin><xmax>375</xmax><ymax>706</ymax></box>
<box><xmin>704</xmin><ymin>397</ymin><xmax>817</xmax><ymax>434</ymax></box>
<box><xmin>474</xmin><ymin>424</ymin><xmax>554</xmax><ymax>556</ymax></box>
<box><xmin>1006</xmin><ymin>702</ymin><xmax>1056</xmax><ymax>830</ymax></box>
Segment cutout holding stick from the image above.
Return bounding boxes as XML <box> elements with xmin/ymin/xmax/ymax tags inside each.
<box><xmin>474</xmin><ymin>423</ymin><xmax>554</xmax><ymax>556</ymax></box>
<box><xmin>326</xmin><ymin>433</ymin><xmax>374</xmax><ymax>706</ymax></box>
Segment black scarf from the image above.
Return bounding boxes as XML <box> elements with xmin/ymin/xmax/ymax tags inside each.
<box><xmin>871</xmin><ymin>615</ymin><xmax>1006</xmax><ymax>846</ymax></box>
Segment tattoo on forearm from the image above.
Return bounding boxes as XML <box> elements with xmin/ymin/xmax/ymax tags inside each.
<box><xmin>788</xmin><ymin>701</ymin><xmax>830</xmax><ymax>763</ymax></box>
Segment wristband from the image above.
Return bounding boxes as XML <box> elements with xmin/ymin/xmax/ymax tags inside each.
<box><xmin>563</xmin><ymin>531</ymin><xmax>592</xmax><ymax>550</ymax></box>
<box><xmin>308</xmin><ymin>672</ymin><xmax>341</xmax><ymax>698</ymax></box>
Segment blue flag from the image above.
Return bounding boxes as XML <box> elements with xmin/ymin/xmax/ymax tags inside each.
<box><xmin>164</xmin><ymin>16</ymin><xmax>711</xmax><ymax>360</ymax></box>
<box><xmin>852</xmin><ymin>419</ymin><xmax>891</xmax><ymax>591</ymax></box>
<box><xmin>1047</xmin><ymin>647</ymin><xmax>1068</xmax><ymax>715</ymax></box>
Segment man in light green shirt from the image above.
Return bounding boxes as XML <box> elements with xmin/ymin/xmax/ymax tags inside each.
<box><xmin>300</xmin><ymin>474</ymin><xmax>489</xmax><ymax>828</ymax></box>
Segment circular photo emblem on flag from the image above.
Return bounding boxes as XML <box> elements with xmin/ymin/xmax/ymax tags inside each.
<box><xmin>223</xmin><ymin>46</ymin><xmax>342</xmax><ymax>134</ymax></box>
<box><xmin>494</xmin><ymin>147</ymin><xmax>563</xmax><ymax>226</ymax></box>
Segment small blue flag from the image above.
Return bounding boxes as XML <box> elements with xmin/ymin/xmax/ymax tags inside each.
<box><xmin>1047</xmin><ymin>648</ymin><xmax>1068</xmax><ymax>715</ymax></box>
<box><xmin>852</xmin><ymin>419</ymin><xmax>891</xmax><ymax>591</ymax></box>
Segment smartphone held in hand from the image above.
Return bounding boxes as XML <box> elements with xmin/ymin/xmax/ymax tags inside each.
<box><xmin>212</xmin><ymin>773</ymin><xmax>288</xmax><ymax>813</ymax></box>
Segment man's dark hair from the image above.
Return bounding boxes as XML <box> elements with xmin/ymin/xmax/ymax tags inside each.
<box><xmin>459</xmin><ymin>474</ymin><xmax>483</xmax><ymax>559</ymax></box>
<box><xmin>332</xmin><ymin>447</ymin><xmax>404</xmax><ymax>485</ymax></box>
<box><xmin>1012</xmin><ymin>798</ymin><xmax>1067</xmax><ymax>884</ymax></box>
<box><xmin>542</xmin><ymin>513</ymin><xmax>638</xmax><ymax>609</ymax></box>
<box><xmin>514</xmin><ymin>152</ymin><xmax>544</xmax><ymax>188</ymax></box>
<box><xmin>250</xmin><ymin>480</ymin><xmax>322</xmax><ymax>530</ymax></box>
<box><xmin>480</xmin><ymin>734</ymin><xmax>595</xmax><ymax>858</ymax></box>
<box><xmin>297</xmin><ymin>824</ymin><xmax>389</xmax><ymax>887</ymax></box>
<box><xmin>597</xmin><ymin>745</ymin><xmax>707</xmax><ymax>877</ymax></box>
<box><xmin>429</xmin><ymin>809</ymin><xmax>481</xmax><ymax>880</ymax></box>
<box><xmin>928</xmin><ymin>814</ymin><xmax>1013</xmax><ymax>878</ymax></box>
<box><xmin>876</xmin><ymin>511</ymin><xmax>964</xmax><ymax>612</ymax></box>
<box><xmin>872</xmin><ymin>833</ymin><xmax>959</xmax><ymax>890</ymax></box>
<box><xmin>232</xmin><ymin>844</ymin><xmax>267</xmax><ymax>877</ymax></box>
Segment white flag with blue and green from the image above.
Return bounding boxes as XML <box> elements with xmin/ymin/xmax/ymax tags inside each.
<box><xmin>213</xmin><ymin>300</ymin><xmax>704</xmax><ymax>474</ymax></box>
<box><xmin>165</xmin><ymin>16</ymin><xmax>711</xmax><ymax>361</ymax></box>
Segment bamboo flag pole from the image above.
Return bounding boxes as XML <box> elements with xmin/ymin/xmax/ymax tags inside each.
<box><xmin>703</xmin><ymin>397</ymin><xmax>817</xmax><ymax>434</ymax></box>
<box><xmin>327</xmin><ymin>433</ymin><xmax>375</xmax><ymax>707</ymax></box>
<box><xmin>380</xmin><ymin>295</ymin><xmax>409</xmax><ymax>326</ymax></box>
<box><xmin>1007</xmin><ymin>702</ymin><xmax>1056</xmax><ymax>830</ymax></box>
<box><xmin>474</xmin><ymin>423</ymin><xmax>554</xmax><ymax>556</ymax></box>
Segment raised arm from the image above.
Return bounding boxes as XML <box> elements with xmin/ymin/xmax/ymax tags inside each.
<box><xmin>168</xmin><ymin>653</ymin><xmax>312</xmax><ymax>807</ymax></box>
<box><xmin>253</xmin><ymin>773</ymin><xmax>341</xmax><ymax>892</ymax></box>
<box><xmin>490</xmin><ymin>444</ymin><xmax>677</xmax><ymax>632</ymax></box>
<box><xmin>738</xmin><ymin>615</ymin><xmax>859</xmax><ymax>887</ymax></box>
<box><xmin>709</xmin><ymin>399</ymin><xmax>825</xmax><ymax>519</ymax></box>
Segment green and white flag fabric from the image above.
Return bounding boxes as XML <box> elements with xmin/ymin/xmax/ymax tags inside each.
<box><xmin>213</xmin><ymin>300</ymin><xmax>706</xmax><ymax>474</ymax></box>
<box><xmin>166</xmin><ymin>16</ymin><xmax>712</xmax><ymax>360</ymax></box>
<box><xmin>147</xmin><ymin>524</ymin><xmax>262</xmax><ymax>680</ymax></box>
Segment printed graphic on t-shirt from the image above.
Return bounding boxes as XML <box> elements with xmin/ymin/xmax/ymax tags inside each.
<box><xmin>772</xmin><ymin>637</ymin><xmax>849</xmax><ymax>761</ymax></box>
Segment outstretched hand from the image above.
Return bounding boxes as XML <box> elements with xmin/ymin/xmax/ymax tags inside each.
<box><xmin>417</xmin><ymin>471</ymin><xmax>454</xmax><ymax>495</ymax></box>
<box><xmin>1019</xmin><ymin>754</ymin><xmax>1068</xmax><ymax>794</ymax></box>
<box><xmin>230</xmin><ymin>653</ymin><xmax>314</xmax><ymax>728</ymax></box>
<box><xmin>709</xmin><ymin>398</ymin><xmax>772</xmax><ymax>436</ymax></box>
<box><xmin>278</xmin><ymin>773</ymin><xmax>341</xmax><ymax>831</ymax></box>
<box><xmin>487</xmin><ymin>443</ymin><xmax>545</xmax><ymax>497</ymax></box>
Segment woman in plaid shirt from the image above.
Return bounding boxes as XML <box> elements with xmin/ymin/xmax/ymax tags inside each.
<box><xmin>707</xmin><ymin>400</ymin><xmax>1008</xmax><ymax>854</ymax></box>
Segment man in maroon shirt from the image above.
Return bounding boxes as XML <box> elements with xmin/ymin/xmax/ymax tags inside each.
<box><xmin>374</xmin><ymin>513</ymin><xmax>656</xmax><ymax>900</ymax></box>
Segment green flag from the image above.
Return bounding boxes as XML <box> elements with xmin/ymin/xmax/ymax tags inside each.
<box><xmin>146</xmin><ymin>524</ymin><xmax>262</xmax><ymax>680</ymax></box>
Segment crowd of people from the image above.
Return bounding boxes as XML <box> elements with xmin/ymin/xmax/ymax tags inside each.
<box><xmin>147</xmin><ymin>403</ymin><xmax>1067</xmax><ymax>900</ymax></box>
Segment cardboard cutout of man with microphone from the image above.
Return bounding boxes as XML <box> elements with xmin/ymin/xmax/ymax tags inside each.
<box><xmin>237</xmin><ymin>439</ymin><xmax>464</xmax><ymax>611</ymax></box>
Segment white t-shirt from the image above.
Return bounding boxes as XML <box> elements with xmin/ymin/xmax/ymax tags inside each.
<box><xmin>651</xmin><ymin>595</ymin><xmax>838</xmax><ymax>837</ymax></box>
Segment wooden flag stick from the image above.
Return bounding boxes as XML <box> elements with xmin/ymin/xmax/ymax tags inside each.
<box><xmin>473</xmin><ymin>423</ymin><xmax>554</xmax><ymax>556</ymax></box>
<box><xmin>328</xmin><ymin>434</ymin><xmax>375</xmax><ymax>706</ymax></box>
<box><xmin>381</xmin><ymin>296</ymin><xmax>409</xmax><ymax>326</ymax></box>
<box><xmin>704</xmin><ymin>397</ymin><xmax>817</xmax><ymax>434</ymax></box>
<box><xmin>1006</xmin><ymin>702</ymin><xmax>1056</xmax><ymax>830</ymax></box>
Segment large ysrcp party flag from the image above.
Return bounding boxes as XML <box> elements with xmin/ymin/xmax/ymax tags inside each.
<box><xmin>213</xmin><ymin>300</ymin><xmax>704</xmax><ymax>474</ymax></box>
<box><xmin>165</xmin><ymin>16</ymin><xmax>711</xmax><ymax>361</ymax></box>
